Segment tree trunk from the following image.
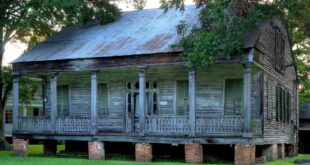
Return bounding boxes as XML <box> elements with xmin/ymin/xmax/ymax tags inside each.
<box><xmin>0</xmin><ymin>40</ymin><xmax>12</xmax><ymax>150</ymax></box>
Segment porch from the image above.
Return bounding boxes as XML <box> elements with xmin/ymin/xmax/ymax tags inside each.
<box><xmin>12</xmin><ymin>63</ymin><xmax>253</xmax><ymax>139</ymax></box>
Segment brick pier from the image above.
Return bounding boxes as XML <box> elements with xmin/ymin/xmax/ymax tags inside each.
<box><xmin>88</xmin><ymin>141</ymin><xmax>105</xmax><ymax>160</ymax></box>
<box><xmin>235</xmin><ymin>144</ymin><xmax>255</xmax><ymax>165</ymax></box>
<box><xmin>13</xmin><ymin>139</ymin><xmax>28</xmax><ymax>156</ymax></box>
<box><xmin>185</xmin><ymin>144</ymin><xmax>203</xmax><ymax>164</ymax></box>
<box><xmin>135</xmin><ymin>143</ymin><xmax>153</xmax><ymax>162</ymax></box>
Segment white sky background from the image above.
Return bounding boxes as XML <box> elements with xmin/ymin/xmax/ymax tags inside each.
<box><xmin>3</xmin><ymin>0</ymin><xmax>195</xmax><ymax>66</ymax></box>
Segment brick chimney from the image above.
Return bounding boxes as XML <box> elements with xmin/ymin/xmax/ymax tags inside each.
<box><xmin>227</xmin><ymin>0</ymin><xmax>251</xmax><ymax>17</ymax></box>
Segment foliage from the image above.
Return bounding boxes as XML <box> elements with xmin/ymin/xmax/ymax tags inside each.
<box><xmin>169</xmin><ymin>0</ymin><xmax>280</xmax><ymax>67</ymax></box>
<box><xmin>0</xmin><ymin>0</ymin><xmax>121</xmax><ymax>150</ymax></box>
<box><xmin>0</xmin><ymin>0</ymin><xmax>120</xmax><ymax>49</ymax></box>
<box><xmin>117</xmin><ymin>0</ymin><xmax>147</xmax><ymax>10</ymax></box>
<box><xmin>163</xmin><ymin>0</ymin><xmax>310</xmax><ymax>102</ymax></box>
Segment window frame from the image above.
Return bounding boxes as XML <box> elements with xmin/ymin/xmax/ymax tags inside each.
<box><xmin>5</xmin><ymin>109</ymin><xmax>12</xmax><ymax>124</ymax></box>
<box><xmin>125</xmin><ymin>80</ymin><xmax>158</xmax><ymax>116</ymax></box>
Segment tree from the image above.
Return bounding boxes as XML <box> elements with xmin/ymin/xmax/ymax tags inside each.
<box><xmin>0</xmin><ymin>67</ymin><xmax>40</xmax><ymax>150</ymax></box>
<box><xmin>161</xmin><ymin>0</ymin><xmax>310</xmax><ymax>103</ymax></box>
<box><xmin>0</xmin><ymin>0</ymin><xmax>120</xmax><ymax>150</ymax></box>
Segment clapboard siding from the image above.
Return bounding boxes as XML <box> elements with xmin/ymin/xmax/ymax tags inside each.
<box><xmin>196</xmin><ymin>66</ymin><xmax>242</xmax><ymax>116</ymax></box>
<box><xmin>255</xmin><ymin>19</ymin><xmax>297</xmax><ymax>144</ymax></box>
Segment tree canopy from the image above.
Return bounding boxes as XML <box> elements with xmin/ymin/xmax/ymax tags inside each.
<box><xmin>162</xmin><ymin>0</ymin><xmax>310</xmax><ymax>103</ymax></box>
<box><xmin>0</xmin><ymin>0</ymin><xmax>121</xmax><ymax>150</ymax></box>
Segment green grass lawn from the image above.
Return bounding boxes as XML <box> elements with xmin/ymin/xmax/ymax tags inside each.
<box><xmin>0</xmin><ymin>145</ymin><xmax>309</xmax><ymax>165</ymax></box>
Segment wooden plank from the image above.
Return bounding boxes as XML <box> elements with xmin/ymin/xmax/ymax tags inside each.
<box><xmin>90</xmin><ymin>71</ymin><xmax>98</xmax><ymax>135</ymax></box>
<box><xmin>14</xmin><ymin>134</ymin><xmax>252</xmax><ymax>144</ymax></box>
<box><xmin>13</xmin><ymin>53</ymin><xmax>245</xmax><ymax>74</ymax></box>
<box><xmin>13</xmin><ymin>53</ymin><xmax>185</xmax><ymax>73</ymax></box>
<box><xmin>12</xmin><ymin>74</ymin><xmax>20</xmax><ymax>131</ymax></box>
<box><xmin>188</xmin><ymin>70</ymin><xmax>196</xmax><ymax>137</ymax></box>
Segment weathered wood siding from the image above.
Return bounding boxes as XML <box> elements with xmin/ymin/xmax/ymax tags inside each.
<box><xmin>254</xmin><ymin>19</ymin><xmax>297</xmax><ymax>144</ymax></box>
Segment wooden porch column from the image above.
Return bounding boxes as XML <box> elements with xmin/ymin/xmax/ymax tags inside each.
<box><xmin>12</xmin><ymin>74</ymin><xmax>20</xmax><ymax>131</ymax></box>
<box><xmin>138</xmin><ymin>67</ymin><xmax>146</xmax><ymax>135</ymax></box>
<box><xmin>243</xmin><ymin>64</ymin><xmax>252</xmax><ymax>134</ymax></box>
<box><xmin>90</xmin><ymin>71</ymin><xmax>98</xmax><ymax>135</ymax></box>
<box><xmin>50</xmin><ymin>73</ymin><xmax>57</xmax><ymax>132</ymax></box>
<box><xmin>189</xmin><ymin>70</ymin><xmax>196</xmax><ymax>137</ymax></box>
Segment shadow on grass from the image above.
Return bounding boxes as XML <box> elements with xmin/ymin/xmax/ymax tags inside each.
<box><xmin>1</xmin><ymin>145</ymin><xmax>234</xmax><ymax>165</ymax></box>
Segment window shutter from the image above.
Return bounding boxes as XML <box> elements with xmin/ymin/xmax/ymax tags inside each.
<box><xmin>57</xmin><ymin>85</ymin><xmax>70</xmax><ymax>116</ymax></box>
<box><xmin>97</xmin><ymin>83</ymin><xmax>108</xmax><ymax>117</ymax></box>
<box><xmin>276</xmin><ymin>86</ymin><xmax>279</xmax><ymax>121</ymax></box>
<box><xmin>267</xmin><ymin>79</ymin><xmax>273</xmax><ymax>120</ymax></box>
<box><xmin>225</xmin><ymin>79</ymin><xmax>243</xmax><ymax>115</ymax></box>
<box><xmin>176</xmin><ymin>80</ymin><xmax>189</xmax><ymax>115</ymax></box>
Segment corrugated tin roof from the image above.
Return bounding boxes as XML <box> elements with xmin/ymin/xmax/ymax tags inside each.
<box><xmin>14</xmin><ymin>5</ymin><xmax>265</xmax><ymax>63</ymax></box>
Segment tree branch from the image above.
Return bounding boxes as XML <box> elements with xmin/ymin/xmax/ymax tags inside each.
<box><xmin>1</xmin><ymin>83</ymin><xmax>12</xmax><ymax>110</ymax></box>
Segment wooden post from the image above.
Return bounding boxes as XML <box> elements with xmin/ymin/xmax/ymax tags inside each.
<box><xmin>243</xmin><ymin>64</ymin><xmax>252</xmax><ymax>134</ymax></box>
<box><xmin>90</xmin><ymin>71</ymin><xmax>98</xmax><ymax>135</ymax></box>
<box><xmin>42</xmin><ymin>76</ymin><xmax>47</xmax><ymax>116</ymax></box>
<box><xmin>138</xmin><ymin>67</ymin><xmax>146</xmax><ymax>135</ymax></box>
<box><xmin>189</xmin><ymin>70</ymin><xmax>196</xmax><ymax>137</ymax></box>
<box><xmin>12</xmin><ymin>74</ymin><xmax>20</xmax><ymax>131</ymax></box>
<box><xmin>50</xmin><ymin>73</ymin><xmax>57</xmax><ymax>132</ymax></box>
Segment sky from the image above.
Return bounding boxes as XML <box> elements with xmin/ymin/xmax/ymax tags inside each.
<box><xmin>3</xmin><ymin>0</ymin><xmax>194</xmax><ymax>66</ymax></box>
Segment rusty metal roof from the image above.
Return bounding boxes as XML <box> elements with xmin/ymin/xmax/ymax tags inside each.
<box><xmin>14</xmin><ymin>5</ymin><xmax>266</xmax><ymax>63</ymax></box>
<box><xmin>14</xmin><ymin>6</ymin><xmax>200</xmax><ymax>63</ymax></box>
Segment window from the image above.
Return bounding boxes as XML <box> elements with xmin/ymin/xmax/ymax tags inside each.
<box><xmin>57</xmin><ymin>85</ymin><xmax>70</xmax><ymax>116</ymax></box>
<box><xmin>126</xmin><ymin>81</ymin><xmax>158</xmax><ymax>116</ymax></box>
<box><xmin>97</xmin><ymin>83</ymin><xmax>108</xmax><ymax>117</ymax></box>
<box><xmin>276</xmin><ymin>85</ymin><xmax>291</xmax><ymax>123</ymax></box>
<box><xmin>267</xmin><ymin>79</ymin><xmax>273</xmax><ymax>120</ymax></box>
<box><xmin>5</xmin><ymin>110</ymin><xmax>12</xmax><ymax>124</ymax></box>
<box><xmin>33</xmin><ymin>108</ymin><xmax>39</xmax><ymax>116</ymax></box>
<box><xmin>176</xmin><ymin>80</ymin><xmax>189</xmax><ymax>115</ymax></box>
<box><xmin>224</xmin><ymin>79</ymin><xmax>243</xmax><ymax>115</ymax></box>
<box><xmin>275</xmin><ymin>27</ymin><xmax>285</xmax><ymax>73</ymax></box>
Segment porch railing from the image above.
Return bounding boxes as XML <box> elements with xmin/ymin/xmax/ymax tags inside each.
<box><xmin>16</xmin><ymin>116</ymin><xmax>91</xmax><ymax>134</ymax></box>
<box><xmin>16</xmin><ymin>115</ymin><xmax>244</xmax><ymax>136</ymax></box>
<box><xmin>55</xmin><ymin>116</ymin><xmax>91</xmax><ymax>133</ymax></box>
<box><xmin>145</xmin><ymin>116</ymin><xmax>189</xmax><ymax>134</ymax></box>
<box><xmin>196</xmin><ymin>116</ymin><xmax>244</xmax><ymax>136</ymax></box>
<box><xmin>17</xmin><ymin>116</ymin><xmax>51</xmax><ymax>133</ymax></box>
<box><xmin>145</xmin><ymin>115</ymin><xmax>244</xmax><ymax>136</ymax></box>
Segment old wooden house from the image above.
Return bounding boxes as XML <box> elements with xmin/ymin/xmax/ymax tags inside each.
<box><xmin>11</xmin><ymin>5</ymin><xmax>298</xmax><ymax>164</ymax></box>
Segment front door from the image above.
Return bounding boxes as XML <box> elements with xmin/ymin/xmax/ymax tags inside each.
<box><xmin>126</xmin><ymin>92</ymin><xmax>142</xmax><ymax>133</ymax></box>
<box><xmin>126</xmin><ymin>81</ymin><xmax>157</xmax><ymax>133</ymax></box>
